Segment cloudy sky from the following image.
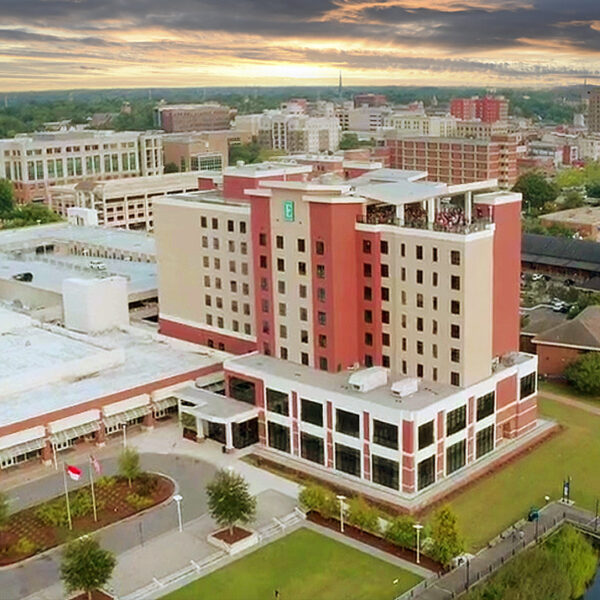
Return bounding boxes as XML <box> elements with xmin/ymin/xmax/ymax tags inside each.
<box><xmin>1</xmin><ymin>0</ymin><xmax>600</xmax><ymax>90</ymax></box>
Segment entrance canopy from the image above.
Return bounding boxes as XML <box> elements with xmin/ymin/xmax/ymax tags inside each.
<box><xmin>175</xmin><ymin>386</ymin><xmax>259</xmax><ymax>424</ymax></box>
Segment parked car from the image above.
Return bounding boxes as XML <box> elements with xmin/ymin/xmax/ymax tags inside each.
<box><xmin>89</xmin><ymin>260</ymin><xmax>107</xmax><ymax>271</ymax></box>
<box><xmin>12</xmin><ymin>272</ymin><xmax>33</xmax><ymax>282</ymax></box>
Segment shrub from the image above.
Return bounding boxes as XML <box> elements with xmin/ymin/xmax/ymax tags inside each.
<box><xmin>298</xmin><ymin>484</ymin><xmax>338</xmax><ymax>520</ymax></box>
<box><xmin>346</xmin><ymin>496</ymin><xmax>380</xmax><ymax>534</ymax></box>
<box><xmin>125</xmin><ymin>493</ymin><xmax>153</xmax><ymax>511</ymax></box>
<box><xmin>95</xmin><ymin>476</ymin><xmax>116</xmax><ymax>489</ymax></box>
<box><xmin>430</xmin><ymin>505</ymin><xmax>464</xmax><ymax>567</ymax></box>
<box><xmin>136</xmin><ymin>473</ymin><xmax>158</xmax><ymax>497</ymax></box>
<box><xmin>70</xmin><ymin>490</ymin><xmax>94</xmax><ymax>518</ymax></box>
<box><xmin>565</xmin><ymin>353</ymin><xmax>600</xmax><ymax>395</ymax></box>
<box><xmin>384</xmin><ymin>515</ymin><xmax>417</xmax><ymax>549</ymax></box>
<box><xmin>13</xmin><ymin>536</ymin><xmax>36</xmax><ymax>556</ymax></box>
<box><xmin>35</xmin><ymin>500</ymin><xmax>69</xmax><ymax>527</ymax></box>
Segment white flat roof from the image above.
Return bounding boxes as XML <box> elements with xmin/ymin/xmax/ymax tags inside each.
<box><xmin>223</xmin><ymin>162</ymin><xmax>312</xmax><ymax>178</ymax></box>
<box><xmin>358</xmin><ymin>180</ymin><xmax>448</xmax><ymax>205</ymax></box>
<box><xmin>0</xmin><ymin>315</ymin><xmax>226</xmax><ymax>429</ymax></box>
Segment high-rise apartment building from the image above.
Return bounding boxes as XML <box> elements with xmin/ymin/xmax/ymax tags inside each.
<box><xmin>450</xmin><ymin>96</ymin><xmax>509</xmax><ymax>123</ymax></box>
<box><xmin>154</xmin><ymin>163</ymin><xmax>539</xmax><ymax>503</ymax></box>
<box><xmin>354</xmin><ymin>93</ymin><xmax>388</xmax><ymax>108</ymax></box>
<box><xmin>154</xmin><ymin>103</ymin><xmax>236</xmax><ymax>133</ymax></box>
<box><xmin>587</xmin><ymin>88</ymin><xmax>600</xmax><ymax>134</ymax></box>
<box><xmin>0</xmin><ymin>130</ymin><xmax>164</xmax><ymax>203</ymax></box>
<box><xmin>384</xmin><ymin>135</ymin><xmax>518</xmax><ymax>189</ymax></box>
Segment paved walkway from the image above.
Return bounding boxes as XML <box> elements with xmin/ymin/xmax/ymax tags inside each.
<box><xmin>395</xmin><ymin>502</ymin><xmax>598</xmax><ymax>600</ymax></box>
<box><xmin>540</xmin><ymin>389</ymin><xmax>600</xmax><ymax>416</ymax></box>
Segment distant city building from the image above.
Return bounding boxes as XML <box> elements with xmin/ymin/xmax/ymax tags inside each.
<box><xmin>456</xmin><ymin>120</ymin><xmax>509</xmax><ymax>139</ymax></box>
<box><xmin>155</xmin><ymin>103</ymin><xmax>237</xmax><ymax>133</ymax></box>
<box><xmin>0</xmin><ymin>130</ymin><xmax>164</xmax><ymax>203</ymax></box>
<box><xmin>353</xmin><ymin>93</ymin><xmax>388</xmax><ymax>108</ymax></box>
<box><xmin>347</xmin><ymin>106</ymin><xmax>392</xmax><ymax>132</ymax></box>
<box><xmin>450</xmin><ymin>96</ymin><xmax>509</xmax><ymax>123</ymax></box>
<box><xmin>383</xmin><ymin>112</ymin><xmax>458</xmax><ymax>137</ymax></box>
<box><xmin>588</xmin><ymin>88</ymin><xmax>600</xmax><ymax>133</ymax></box>
<box><xmin>540</xmin><ymin>207</ymin><xmax>600</xmax><ymax>241</ymax></box>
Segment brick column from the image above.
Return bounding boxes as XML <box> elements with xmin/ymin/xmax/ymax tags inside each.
<box><xmin>41</xmin><ymin>439</ymin><xmax>53</xmax><ymax>467</ymax></box>
<box><xmin>95</xmin><ymin>421</ymin><xmax>106</xmax><ymax>447</ymax></box>
<box><xmin>142</xmin><ymin>410</ymin><xmax>155</xmax><ymax>431</ymax></box>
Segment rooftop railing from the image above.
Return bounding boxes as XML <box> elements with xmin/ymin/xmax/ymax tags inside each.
<box><xmin>356</xmin><ymin>214</ymin><xmax>492</xmax><ymax>235</ymax></box>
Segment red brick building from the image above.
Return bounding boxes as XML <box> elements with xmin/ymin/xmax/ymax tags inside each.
<box><xmin>450</xmin><ymin>96</ymin><xmax>509</xmax><ymax>123</ymax></box>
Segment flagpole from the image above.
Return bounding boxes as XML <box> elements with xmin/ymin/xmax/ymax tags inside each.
<box><xmin>89</xmin><ymin>456</ymin><xmax>98</xmax><ymax>522</ymax></box>
<box><xmin>63</xmin><ymin>464</ymin><xmax>73</xmax><ymax>531</ymax></box>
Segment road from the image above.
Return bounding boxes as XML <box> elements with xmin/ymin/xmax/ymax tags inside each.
<box><xmin>0</xmin><ymin>453</ymin><xmax>218</xmax><ymax>600</ymax></box>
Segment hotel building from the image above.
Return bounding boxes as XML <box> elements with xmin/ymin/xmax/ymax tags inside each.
<box><xmin>153</xmin><ymin>163</ymin><xmax>541</xmax><ymax>504</ymax></box>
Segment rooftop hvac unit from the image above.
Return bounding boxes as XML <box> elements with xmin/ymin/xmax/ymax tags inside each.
<box><xmin>501</xmin><ymin>352</ymin><xmax>518</xmax><ymax>367</ymax></box>
<box><xmin>391</xmin><ymin>377</ymin><xmax>419</xmax><ymax>398</ymax></box>
<box><xmin>348</xmin><ymin>367</ymin><xmax>388</xmax><ymax>392</ymax></box>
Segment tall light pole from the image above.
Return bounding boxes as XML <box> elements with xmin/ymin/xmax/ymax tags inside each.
<box><xmin>122</xmin><ymin>423</ymin><xmax>127</xmax><ymax>448</ymax></box>
<box><xmin>413</xmin><ymin>523</ymin><xmax>424</xmax><ymax>564</ymax></box>
<box><xmin>336</xmin><ymin>495</ymin><xmax>346</xmax><ymax>533</ymax></box>
<box><xmin>173</xmin><ymin>494</ymin><xmax>183</xmax><ymax>532</ymax></box>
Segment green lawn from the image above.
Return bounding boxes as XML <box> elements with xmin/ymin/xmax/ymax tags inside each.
<box><xmin>539</xmin><ymin>380</ymin><xmax>600</xmax><ymax>407</ymax></box>
<box><xmin>160</xmin><ymin>528</ymin><xmax>422</xmax><ymax>600</ymax></box>
<box><xmin>436</xmin><ymin>396</ymin><xmax>600</xmax><ymax>551</ymax></box>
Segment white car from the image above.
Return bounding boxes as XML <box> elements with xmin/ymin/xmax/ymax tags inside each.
<box><xmin>89</xmin><ymin>260</ymin><xmax>107</xmax><ymax>271</ymax></box>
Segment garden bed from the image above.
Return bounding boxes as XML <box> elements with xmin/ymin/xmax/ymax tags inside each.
<box><xmin>70</xmin><ymin>591</ymin><xmax>114</xmax><ymax>600</ymax></box>
<box><xmin>212</xmin><ymin>526</ymin><xmax>253</xmax><ymax>545</ymax></box>
<box><xmin>0</xmin><ymin>473</ymin><xmax>173</xmax><ymax>566</ymax></box>
<box><xmin>307</xmin><ymin>511</ymin><xmax>442</xmax><ymax>572</ymax></box>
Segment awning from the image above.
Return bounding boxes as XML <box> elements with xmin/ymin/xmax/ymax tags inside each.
<box><xmin>103</xmin><ymin>405</ymin><xmax>150</xmax><ymax>428</ymax></box>
<box><xmin>0</xmin><ymin>426</ymin><xmax>46</xmax><ymax>451</ymax></box>
<box><xmin>203</xmin><ymin>381</ymin><xmax>225</xmax><ymax>393</ymax></box>
<box><xmin>103</xmin><ymin>394</ymin><xmax>150</xmax><ymax>418</ymax></box>
<box><xmin>48</xmin><ymin>409</ymin><xmax>101</xmax><ymax>434</ymax></box>
<box><xmin>153</xmin><ymin>396</ymin><xmax>178</xmax><ymax>412</ymax></box>
<box><xmin>0</xmin><ymin>437</ymin><xmax>46</xmax><ymax>462</ymax></box>
<box><xmin>50</xmin><ymin>421</ymin><xmax>100</xmax><ymax>445</ymax></box>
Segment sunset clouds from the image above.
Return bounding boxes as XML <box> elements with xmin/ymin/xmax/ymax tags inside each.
<box><xmin>0</xmin><ymin>0</ymin><xmax>599</xmax><ymax>90</ymax></box>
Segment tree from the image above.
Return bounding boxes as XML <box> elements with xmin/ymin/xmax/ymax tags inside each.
<box><xmin>0</xmin><ymin>179</ymin><xmax>15</xmax><ymax>216</ymax></box>
<box><xmin>60</xmin><ymin>536</ymin><xmax>116</xmax><ymax>600</ymax></box>
<box><xmin>513</xmin><ymin>172</ymin><xmax>559</xmax><ymax>215</ymax></box>
<box><xmin>565</xmin><ymin>352</ymin><xmax>600</xmax><ymax>395</ymax></box>
<box><xmin>586</xmin><ymin>180</ymin><xmax>600</xmax><ymax>198</ymax></box>
<box><xmin>118</xmin><ymin>447</ymin><xmax>141</xmax><ymax>488</ymax></box>
<box><xmin>562</xmin><ymin>189</ymin><xmax>585</xmax><ymax>209</ymax></box>
<box><xmin>164</xmin><ymin>162</ymin><xmax>179</xmax><ymax>173</ymax></box>
<box><xmin>206</xmin><ymin>469</ymin><xmax>256</xmax><ymax>535</ymax></box>
<box><xmin>430</xmin><ymin>505</ymin><xmax>464</xmax><ymax>567</ymax></box>
<box><xmin>346</xmin><ymin>496</ymin><xmax>380</xmax><ymax>534</ymax></box>
<box><xmin>0</xmin><ymin>491</ymin><xmax>8</xmax><ymax>528</ymax></box>
<box><xmin>384</xmin><ymin>514</ymin><xmax>417</xmax><ymax>548</ymax></box>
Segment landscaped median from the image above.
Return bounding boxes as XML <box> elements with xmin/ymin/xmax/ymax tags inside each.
<box><xmin>0</xmin><ymin>464</ymin><xmax>173</xmax><ymax>566</ymax></box>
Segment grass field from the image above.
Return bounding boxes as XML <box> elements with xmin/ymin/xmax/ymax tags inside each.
<box><xmin>160</xmin><ymin>528</ymin><xmax>422</xmax><ymax>600</ymax></box>
<box><xmin>438</xmin><ymin>396</ymin><xmax>600</xmax><ymax>551</ymax></box>
<box><xmin>539</xmin><ymin>381</ymin><xmax>600</xmax><ymax>406</ymax></box>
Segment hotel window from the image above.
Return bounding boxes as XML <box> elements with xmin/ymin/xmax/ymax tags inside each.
<box><xmin>417</xmin><ymin>364</ymin><xmax>424</xmax><ymax>377</ymax></box>
<box><xmin>201</xmin><ymin>216</ymin><xmax>207</xmax><ymax>228</ymax></box>
<box><xmin>451</xmin><ymin>348</ymin><xmax>460</xmax><ymax>363</ymax></box>
<box><xmin>432</xmin><ymin>320</ymin><xmax>438</xmax><ymax>335</ymax></box>
<box><xmin>401</xmin><ymin>243</ymin><xmax>406</xmax><ymax>257</ymax></box>
<box><xmin>279</xmin><ymin>303</ymin><xmax>286</xmax><ymax>317</ymax></box>
<box><xmin>316</xmin><ymin>265</ymin><xmax>325</xmax><ymax>278</ymax></box>
<box><xmin>280</xmin><ymin>347</ymin><xmax>288</xmax><ymax>360</ymax></box>
<box><xmin>432</xmin><ymin>247</ymin><xmax>438</xmax><ymax>262</ymax></box>
<box><xmin>451</xmin><ymin>324</ymin><xmax>460</xmax><ymax>339</ymax></box>
<box><xmin>417</xmin><ymin>341</ymin><xmax>424</xmax><ymax>355</ymax></box>
<box><xmin>318</xmin><ymin>311</ymin><xmax>326</xmax><ymax>325</ymax></box>
<box><xmin>363</xmin><ymin>263</ymin><xmax>372</xmax><ymax>277</ymax></box>
<box><xmin>299</xmin><ymin>284</ymin><xmax>307</xmax><ymax>298</ymax></box>
<box><xmin>260</xmin><ymin>255</ymin><xmax>267</xmax><ymax>268</ymax></box>
<box><xmin>214</xmin><ymin>258</ymin><xmax>221</xmax><ymax>270</ymax></box>
<box><xmin>382</xmin><ymin>310</ymin><xmax>390</xmax><ymax>324</ymax></box>
<box><xmin>268</xmin><ymin>422</ymin><xmax>290</xmax><ymax>453</ymax></box>
<box><xmin>365</xmin><ymin>354</ymin><xmax>373</xmax><ymax>367</ymax></box>
<box><xmin>240</xmin><ymin>222</ymin><xmax>247</xmax><ymax>234</ymax></box>
<box><xmin>402</xmin><ymin>360</ymin><xmax>407</xmax><ymax>374</ymax></box>
<box><xmin>433</xmin><ymin>367</ymin><xmax>438</xmax><ymax>381</ymax></box>
<box><xmin>451</xmin><ymin>300</ymin><xmax>460</xmax><ymax>315</ymax></box>
<box><xmin>277</xmin><ymin>258</ymin><xmax>285</xmax><ymax>272</ymax></box>
<box><xmin>261</xmin><ymin>299</ymin><xmax>269</xmax><ymax>313</ymax></box>
<box><xmin>382</xmin><ymin>333</ymin><xmax>390</xmax><ymax>346</ymax></box>
<box><xmin>230</xmin><ymin>281</ymin><xmax>237</xmax><ymax>293</ymax></box>
<box><xmin>301</xmin><ymin>330</ymin><xmax>309</xmax><ymax>343</ymax></box>
<box><xmin>280</xmin><ymin>325</ymin><xmax>287</xmax><ymax>339</ymax></box>
<box><xmin>418</xmin><ymin>421</ymin><xmax>434</xmax><ymax>450</ymax></box>
<box><xmin>382</xmin><ymin>355</ymin><xmax>390</xmax><ymax>367</ymax></box>
<box><xmin>316</xmin><ymin>241</ymin><xmax>325</xmax><ymax>255</ymax></box>
<box><xmin>298</xmin><ymin>262</ymin><xmax>307</xmax><ymax>276</ymax></box>
<box><xmin>300</xmin><ymin>308</ymin><xmax>308</xmax><ymax>321</ymax></box>
<box><xmin>301</xmin><ymin>398</ymin><xmax>323</xmax><ymax>427</ymax></box>
<box><xmin>363</xmin><ymin>240</ymin><xmax>372</xmax><ymax>254</ymax></box>
<box><xmin>401</xmin><ymin>291</ymin><xmax>407</xmax><ymax>305</ymax></box>
<box><xmin>402</xmin><ymin>314</ymin><xmax>407</xmax><ymax>328</ymax></box>
<box><xmin>212</xmin><ymin>218</ymin><xmax>218</xmax><ymax>229</ymax></box>
<box><xmin>382</xmin><ymin>287</ymin><xmax>390</xmax><ymax>301</ymax></box>
<box><xmin>417</xmin><ymin>294</ymin><xmax>424</xmax><ymax>308</ymax></box>
<box><xmin>380</xmin><ymin>241</ymin><xmax>389</xmax><ymax>254</ymax></box>
<box><xmin>432</xmin><ymin>272</ymin><xmax>439</xmax><ymax>287</ymax></box>
<box><xmin>233</xmin><ymin>320</ymin><xmax>239</xmax><ymax>332</ymax></box>
<box><xmin>418</xmin><ymin>455</ymin><xmax>435</xmax><ymax>490</ymax></box>
<box><xmin>276</xmin><ymin>235</ymin><xmax>284</xmax><ymax>249</ymax></box>
<box><xmin>301</xmin><ymin>433</ymin><xmax>324</xmax><ymax>465</ymax></box>
<box><xmin>401</xmin><ymin>267</ymin><xmax>406</xmax><ymax>282</ymax></box>
<box><xmin>266</xmin><ymin>388</ymin><xmax>289</xmax><ymax>416</ymax></box>
<box><xmin>476</xmin><ymin>425</ymin><xmax>494</xmax><ymax>458</ymax></box>
<box><xmin>202</xmin><ymin>236</ymin><xmax>208</xmax><ymax>248</ymax></box>
<box><xmin>297</xmin><ymin>239</ymin><xmax>306</xmax><ymax>252</ymax></box>
<box><xmin>241</xmin><ymin>242</ymin><xmax>247</xmax><ymax>255</ymax></box>
<box><xmin>451</xmin><ymin>372</ymin><xmax>460</xmax><ymax>386</ymax></box>
<box><xmin>318</xmin><ymin>334</ymin><xmax>327</xmax><ymax>348</ymax></box>
<box><xmin>373</xmin><ymin>420</ymin><xmax>398</xmax><ymax>450</ymax></box>
<box><xmin>432</xmin><ymin>297</ymin><xmax>438</xmax><ymax>310</ymax></box>
<box><xmin>229</xmin><ymin>377</ymin><xmax>256</xmax><ymax>405</ymax></box>
<box><xmin>416</xmin><ymin>245</ymin><xmax>423</xmax><ymax>260</ymax></box>
<box><xmin>301</xmin><ymin>352</ymin><xmax>309</xmax><ymax>365</ymax></box>
<box><xmin>204</xmin><ymin>295</ymin><xmax>212</xmax><ymax>306</ymax></box>
<box><xmin>228</xmin><ymin>241</ymin><xmax>235</xmax><ymax>252</ymax></box>
<box><xmin>317</xmin><ymin>288</ymin><xmax>326</xmax><ymax>302</ymax></box>
<box><xmin>402</xmin><ymin>337</ymin><xmax>407</xmax><ymax>351</ymax></box>
<box><xmin>432</xmin><ymin>344</ymin><xmax>438</xmax><ymax>359</ymax></box>
<box><xmin>229</xmin><ymin>260</ymin><xmax>236</xmax><ymax>273</ymax></box>
<box><xmin>446</xmin><ymin>405</ymin><xmax>466</xmax><ymax>435</ymax></box>
<box><xmin>451</xmin><ymin>250</ymin><xmax>461</xmax><ymax>266</ymax></box>
<box><xmin>365</xmin><ymin>332</ymin><xmax>373</xmax><ymax>346</ymax></box>
<box><xmin>231</xmin><ymin>301</ymin><xmax>238</xmax><ymax>313</ymax></box>
<box><xmin>259</xmin><ymin>233</ymin><xmax>267</xmax><ymax>246</ymax></box>
<box><xmin>243</xmin><ymin>303</ymin><xmax>250</xmax><ymax>315</ymax></box>
<box><xmin>364</xmin><ymin>286</ymin><xmax>372</xmax><ymax>301</ymax></box>
<box><xmin>446</xmin><ymin>440</ymin><xmax>466</xmax><ymax>475</ymax></box>
<box><xmin>520</xmin><ymin>373</ymin><xmax>536</xmax><ymax>398</ymax></box>
<box><xmin>451</xmin><ymin>275</ymin><xmax>461</xmax><ymax>290</ymax></box>
<box><xmin>372</xmin><ymin>455</ymin><xmax>399</xmax><ymax>490</ymax></box>
<box><xmin>364</xmin><ymin>309</ymin><xmax>373</xmax><ymax>324</ymax></box>
<box><xmin>335</xmin><ymin>443</ymin><xmax>361</xmax><ymax>477</ymax></box>
<box><xmin>416</xmin><ymin>270</ymin><xmax>423</xmax><ymax>284</ymax></box>
<box><xmin>217</xmin><ymin>317</ymin><xmax>224</xmax><ymax>328</ymax></box>
<box><xmin>227</xmin><ymin>219</ymin><xmax>234</xmax><ymax>232</ymax></box>
<box><xmin>319</xmin><ymin>357</ymin><xmax>328</xmax><ymax>371</ymax></box>
<box><xmin>417</xmin><ymin>317</ymin><xmax>423</xmax><ymax>332</ymax></box>
<box><xmin>243</xmin><ymin>283</ymin><xmax>249</xmax><ymax>295</ymax></box>
<box><xmin>278</xmin><ymin>281</ymin><xmax>286</xmax><ymax>294</ymax></box>
<box><xmin>477</xmin><ymin>392</ymin><xmax>495</xmax><ymax>420</ymax></box>
<box><xmin>336</xmin><ymin>409</ymin><xmax>360</xmax><ymax>438</ymax></box>
<box><xmin>381</xmin><ymin>264</ymin><xmax>389</xmax><ymax>278</ymax></box>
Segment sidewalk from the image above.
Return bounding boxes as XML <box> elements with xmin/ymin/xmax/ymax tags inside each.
<box><xmin>540</xmin><ymin>389</ymin><xmax>600</xmax><ymax>416</ymax></box>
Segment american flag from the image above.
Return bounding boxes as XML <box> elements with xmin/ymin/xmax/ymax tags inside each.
<box><xmin>90</xmin><ymin>455</ymin><xmax>102</xmax><ymax>475</ymax></box>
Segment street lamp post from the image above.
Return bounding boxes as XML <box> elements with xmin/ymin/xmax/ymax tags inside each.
<box><xmin>336</xmin><ymin>495</ymin><xmax>346</xmax><ymax>533</ymax></box>
<box><xmin>122</xmin><ymin>423</ymin><xmax>127</xmax><ymax>448</ymax></box>
<box><xmin>173</xmin><ymin>494</ymin><xmax>183</xmax><ymax>532</ymax></box>
<box><xmin>413</xmin><ymin>523</ymin><xmax>424</xmax><ymax>564</ymax></box>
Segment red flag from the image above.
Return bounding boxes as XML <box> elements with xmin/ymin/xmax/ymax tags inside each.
<box><xmin>90</xmin><ymin>455</ymin><xmax>101</xmax><ymax>475</ymax></box>
<box><xmin>66</xmin><ymin>465</ymin><xmax>82</xmax><ymax>481</ymax></box>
